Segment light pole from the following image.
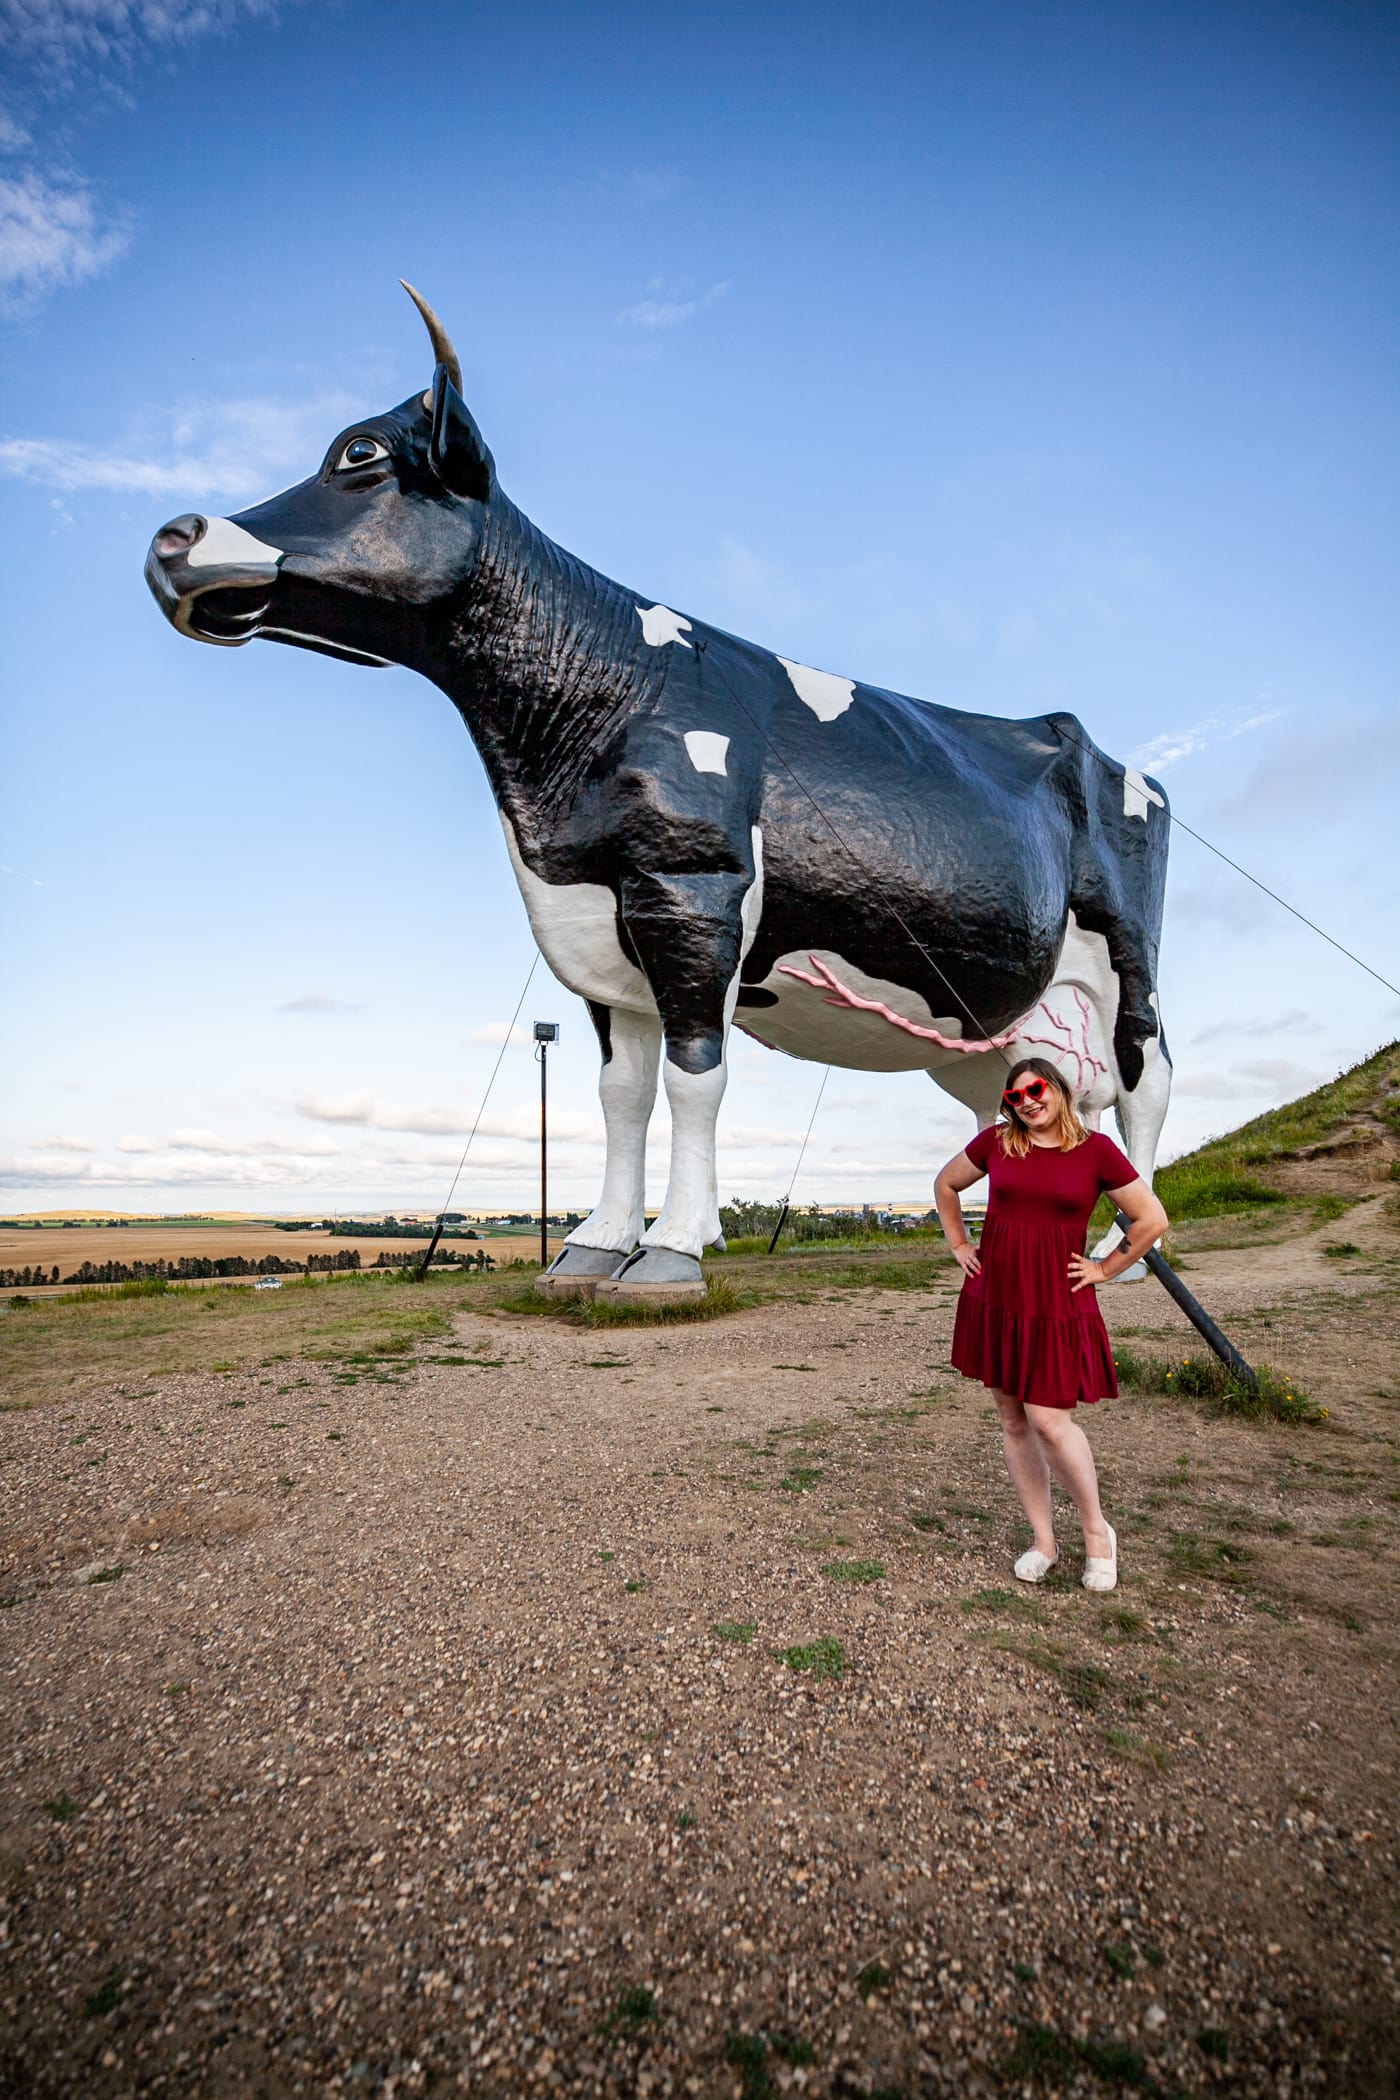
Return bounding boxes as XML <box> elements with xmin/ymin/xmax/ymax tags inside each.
<box><xmin>533</xmin><ymin>1022</ymin><xmax>560</xmax><ymax>1268</ymax></box>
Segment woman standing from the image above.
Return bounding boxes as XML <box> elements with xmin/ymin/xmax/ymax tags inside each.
<box><xmin>934</xmin><ymin>1057</ymin><xmax>1169</xmax><ymax>1593</ymax></box>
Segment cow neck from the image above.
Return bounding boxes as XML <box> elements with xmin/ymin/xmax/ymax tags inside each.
<box><xmin>431</xmin><ymin>495</ymin><xmax>657</xmax><ymax>839</ymax></box>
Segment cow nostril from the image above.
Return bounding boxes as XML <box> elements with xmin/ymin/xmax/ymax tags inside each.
<box><xmin>153</xmin><ymin>513</ymin><xmax>208</xmax><ymax>560</ymax></box>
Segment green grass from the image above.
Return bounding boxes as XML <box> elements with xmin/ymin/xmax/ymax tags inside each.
<box><xmin>1111</xmin><ymin>1344</ymin><xmax>1325</xmax><ymax>1423</ymax></box>
<box><xmin>1003</xmin><ymin>2023</ymin><xmax>1156</xmax><ymax>2090</ymax></box>
<box><xmin>83</xmin><ymin>1966</ymin><xmax>128</xmax><ymax>2019</ymax></box>
<box><xmin>723</xmin><ymin>2031</ymin><xmax>774</xmax><ymax>2100</ymax></box>
<box><xmin>1168</xmin><ymin>1529</ymin><xmax>1255</xmax><ymax>1584</ymax></box>
<box><xmin>855</xmin><ymin>1960</ymin><xmax>893</xmax><ymax>1998</ymax></box>
<box><xmin>778</xmin><ymin>1464</ymin><xmax>823</xmax><ymax>1494</ymax></box>
<box><xmin>497</xmin><ymin>1280</ymin><xmax>747</xmax><ymax>1327</ymax></box>
<box><xmin>711</xmin><ymin>1620</ymin><xmax>757</xmax><ymax>1643</ymax></box>
<box><xmin>603</xmin><ymin>1984</ymin><xmax>658</xmax><ymax>2034</ymax></box>
<box><xmin>1002</xmin><ymin>1636</ymin><xmax>1113</xmax><ymax>1710</ymax></box>
<box><xmin>0</xmin><ymin>1273</ymin><xmax>455</xmax><ymax>1412</ymax></box>
<box><xmin>819</xmin><ymin>1558</ymin><xmax>884</xmax><ymax>1583</ymax></box>
<box><xmin>780</xmin><ymin>1635</ymin><xmax>846</xmax><ymax>1680</ymax></box>
<box><xmin>961</xmin><ymin>1586</ymin><xmax>1023</xmax><ymax>1612</ymax></box>
<box><xmin>1155</xmin><ymin>1039</ymin><xmax>1400</xmax><ymax>1218</ymax></box>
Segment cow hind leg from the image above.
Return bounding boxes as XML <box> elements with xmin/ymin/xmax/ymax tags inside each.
<box><xmin>1090</xmin><ymin>1017</ymin><xmax>1173</xmax><ymax>1270</ymax></box>
<box><xmin>548</xmin><ymin>1003</ymin><xmax>661</xmax><ymax>1278</ymax></box>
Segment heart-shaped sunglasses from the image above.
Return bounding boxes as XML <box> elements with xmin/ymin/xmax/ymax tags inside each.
<box><xmin>1002</xmin><ymin>1077</ymin><xmax>1050</xmax><ymax>1109</ymax></box>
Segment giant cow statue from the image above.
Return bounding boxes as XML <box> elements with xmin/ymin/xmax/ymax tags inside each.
<box><xmin>147</xmin><ymin>287</ymin><xmax>1172</xmax><ymax>1289</ymax></box>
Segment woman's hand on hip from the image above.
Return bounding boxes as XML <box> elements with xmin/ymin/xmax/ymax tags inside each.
<box><xmin>953</xmin><ymin>1242</ymin><xmax>981</xmax><ymax>1279</ymax></box>
<box><xmin>1067</xmin><ymin>1253</ymin><xmax>1105</xmax><ymax>1294</ymax></box>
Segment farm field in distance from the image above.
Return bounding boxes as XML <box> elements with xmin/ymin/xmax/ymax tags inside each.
<box><xmin>0</xmin><ymin>1220</ymin><xmax>549</xmax><ymax>1281</ymax></box>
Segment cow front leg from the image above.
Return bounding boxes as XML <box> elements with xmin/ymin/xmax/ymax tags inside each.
<box><xmin>548</xmin><ymin>1002</ymin><xmax>662</xmax><ymax>1278</ymax></box>
<box><xmin>610</xmin><ymin>870</ymin><xmax>749</xmax><ymax>1284</ymax></box>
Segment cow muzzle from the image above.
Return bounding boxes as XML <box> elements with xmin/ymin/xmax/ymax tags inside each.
<box><xmin>144</xmin><ymin>512</ymin><xmax>284</xmax><ymax>646</ymax></box>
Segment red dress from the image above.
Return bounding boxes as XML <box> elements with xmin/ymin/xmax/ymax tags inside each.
<box><xmin>950</xmin><ymin>1126</ymin><xmax>1137</xmax><ymax>1409</ymax></box>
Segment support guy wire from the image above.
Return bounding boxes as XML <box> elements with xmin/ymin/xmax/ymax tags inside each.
<box><xmin>416</xmin><ymin>952</ymin><xmax>539</xmax><ymax>1279</ymax></box>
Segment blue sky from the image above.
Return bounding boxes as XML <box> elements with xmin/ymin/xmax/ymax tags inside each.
<box><xmin>1</xmin><ymin>0</ymin><xmax>1397</xmax><ymax>1216</ymax></box>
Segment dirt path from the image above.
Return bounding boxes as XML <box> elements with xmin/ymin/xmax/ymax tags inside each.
<box><xmin>1</xmin><ymin>1227</ymin><xmax>1397</xmax><ymax>2098</ymax></box>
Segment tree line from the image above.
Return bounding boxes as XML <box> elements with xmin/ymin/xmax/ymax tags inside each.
<box><xmin>0</xmin><ymin>1245</ymin><xmax>500</xmax><ymax>1288</ymax></box>
<box><xmin>0</xmin><ymin>1250</ymin><xmax>363</xmax><ymax>1288</ymax></box>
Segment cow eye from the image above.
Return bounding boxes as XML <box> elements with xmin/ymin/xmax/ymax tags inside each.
<box><xmin>336</xmin><ymin>437</ymin><xmax>389</xmax><ymax>472</ymax></box>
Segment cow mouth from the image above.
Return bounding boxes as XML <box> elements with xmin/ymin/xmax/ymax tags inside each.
<box><xmin>181</xmin><ymin>582</ymin><xmax>272</xmax><ymax>644</ymax></box>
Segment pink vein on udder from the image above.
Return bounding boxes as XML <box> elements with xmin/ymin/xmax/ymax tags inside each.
<box><xmin>775</xmin><ymin>954</ymin><xmax>1024</xmax><ymax>1054</ymax></box>
<box><xmin>1019</xmin><ymin>988</ymin><xmax>1109</xmax><ymax>1092</ymax></box>
<box><xmin>774</xmin><ymin>955</ymin><xmax>1110</xmax><ymax>1090</ymax></box>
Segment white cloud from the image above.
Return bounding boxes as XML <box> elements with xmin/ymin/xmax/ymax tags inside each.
<box><xmin>277</xmin><ymin>991</ymin><xmax>361</xmax><ymax>1014</ymax></box>
<box><xmin>294</xmin><ymin>1088</ymin><xmax>602</xmax><ymax>1145</ymax></box>
<box><xmin>1171</xmin><ymin>1058</ymin><xmax>1325</xmax><ymax>1103</ymax></box>
<box><xmin>31</xmin><ymin>1131</ymin><xmax>92</xmax><ymax>1152</ymax></box>
<box><xmin>1189</xmin><ymin>1008</ymin><xmax>1321</xmax><ymax>1045</ymax></box>
<box><xmin>615</xmin><ymin>278</ymin><xmax>728</xmax><ymax>330</ymax></box>
<box><xmin>0</xmin><ymin>168</ymin><xmax>130</xmax><ymax>308</ymax></box>
<box><xmin>292</xmin><ymin>1089</ymin><xmax>376</xmax><ymax>1126</ymax></box>
<box><xmin>1213</xmin><ymin>711</ymin><xmax>1400</xmax><ymax>832</ymax></box>
<box><xmin>467</xmin><ymin>1020</ymin><xmax>532</xmax><ymax>1047</ymax></box>
<box><xmin>715</xmin><ymin>1123</ymin><xmax>810</xmax><ymax>1150</ymax></box>
<box><xmin>3</xmin><ymin>0</ymin><xmax>291</xmax><ymax>77</ymax></box>
<box><xmin>114</xmin><ymin>1128</ymin><xmax>338</xmax><ymax>1157</ymax></box>
<box><xmin>1</xmin><ymin>1</ymin><xmax>302</xmax><ymax>310</ymax></box>
<box><xmin>1129</xmin><ymin>707</ymin><xmax>1284</xmax><ymax>775</ymax></box>
<box><xmin>0</xmin><ymin>385</ymin><xmax>366</xmax><ymax>499</ymax></box>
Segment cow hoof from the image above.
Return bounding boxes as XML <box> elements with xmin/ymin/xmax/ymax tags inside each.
<box><xmin>593</xmin><ymin>1246</ymin><xmax>706</xmax><ymax>1304</ymax></box>
<box><xmin>551</xmin><ymin>1243</ymin><xmax>632</xmax><ymax>1276</ymax></box>
<box><xmin>534</xmin><ymin>1243</ymin><xmax>631</xmax><ymax>1300</ymax></box>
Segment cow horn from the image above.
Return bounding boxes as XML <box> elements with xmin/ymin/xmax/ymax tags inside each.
<box><xmin>400</xmin><ymin>280</ymin><xmax>462</xmax><ymax>395</ymax></box>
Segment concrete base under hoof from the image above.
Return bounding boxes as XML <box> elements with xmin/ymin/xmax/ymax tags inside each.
<box><xmin>534</xmin><ymin>1272</ymin><xmax>601</xmax><ymax>1302</ymax></box>
<box><xmin>592</xmin><ymin>1276</ymin><xmax>707</xmax><ymax>1307</ymax></box>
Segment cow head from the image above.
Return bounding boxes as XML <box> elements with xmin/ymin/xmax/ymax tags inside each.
<box><xmin>145</xmin><ymin>285</ymin><xmax>495</xmax><ymax>670</ymax></box>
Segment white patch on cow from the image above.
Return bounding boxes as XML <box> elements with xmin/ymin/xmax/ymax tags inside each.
<box><xmin>777</xmin><ymin>657</ymin><xmax>856</xmax><ymax>722</ymax></box>
<box><xmin>739</xmin><ymin>824</ymin><xmax>764</xmax><ymax>964</ymax></box>
<box><xmin>683</xmin><ymin>729</ymin><xmax>729</xmax><ymax>776</ymax></box>
<box><xmin>500</xmin><ymin>817</ymin><xmax>656</xmax><ymax>1013</ymax></box>
<box><xmin>1122</xmin><ymin>765</ymin><xmax>1166</xmax><ymax>821</ymax></box>
<box><xmin>636</xmin><ymin>604</ymin><xmax>693</xmax><ymax>648</ymax></box>
<box><xmin>187</xmin><ymin>516</ymin><xmax>283</xmax><ymax>570</ymax></box>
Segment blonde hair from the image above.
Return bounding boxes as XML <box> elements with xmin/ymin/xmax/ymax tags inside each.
<box><xmin>997</xmin><ymin>1057</ymin><xmax>1089</xmax><ymax>1157</ymax></box>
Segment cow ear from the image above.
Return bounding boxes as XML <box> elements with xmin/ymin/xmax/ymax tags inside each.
<box><xmin>429</xmin><ymin>363</ymin><xmax>494</xmax><ymax>502</ymax></box>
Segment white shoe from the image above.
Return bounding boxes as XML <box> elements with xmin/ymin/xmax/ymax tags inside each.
<box><xmin>1083</xmin><ymin>1523</ymin><xmax>1118</xmax><ymax>1593</ymax></box>
<box><xmin>1013</xmin><ymin>1546</ymin><xmax>1059</xmax><ymax>1584</ymax></box>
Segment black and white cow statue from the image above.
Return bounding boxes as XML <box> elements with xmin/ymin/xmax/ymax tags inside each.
<box><xmin>146</xmin><ymin>287</ymin><xmax>1172</xmax><ymax>1290</ymax></box>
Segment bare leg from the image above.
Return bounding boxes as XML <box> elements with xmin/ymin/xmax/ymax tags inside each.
<box><xmin>1024</xmin><ymin>1404</ymin><xmax>1111</xmax><ymax>1558</ymax></box>
<box><xmin>992</xmin><ymin>1390</ymin><xmax>1056</xmax><ymax>1558</ymax></box>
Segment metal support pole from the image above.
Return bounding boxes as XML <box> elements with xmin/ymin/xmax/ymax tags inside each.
<box><xmin>765</xmin><ymin>1201</ymin><xmax>791</xmax><ymax>1256</ymax></box>
<box><xmin>539</xmin><ymin>1039</ymin><xmax>549</xmax><ymax>1270</ymax></box>
<box><xmin>415</xmin><ymin>1214</ymin><xmax>446</xmax><ymax>1282</ymax></box>
<box><xmin>1114</xmin><ymin>1209</ymin><xmax>1257</xmax><ymax>1390</ymax></box>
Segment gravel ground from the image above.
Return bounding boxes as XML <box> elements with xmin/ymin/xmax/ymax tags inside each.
<box><xmin>1</xmin><ymin>1226</ymin><xmax>1397</xmax><ymax>2099</ymax></box>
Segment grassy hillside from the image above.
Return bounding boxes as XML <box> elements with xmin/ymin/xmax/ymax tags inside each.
<box><xmin>1156</xmin><ymin>1039</ymin><xmax>1400</xmax><ymax>1219</ymax></box>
